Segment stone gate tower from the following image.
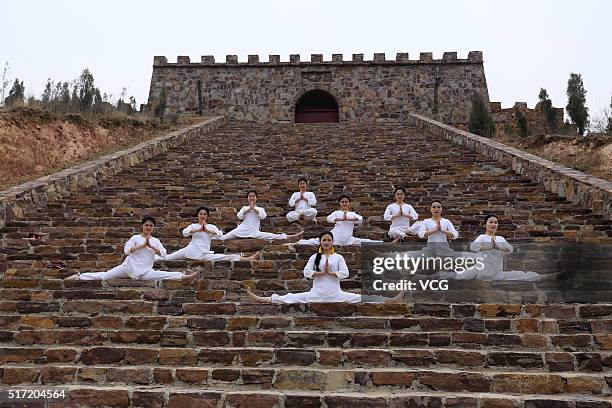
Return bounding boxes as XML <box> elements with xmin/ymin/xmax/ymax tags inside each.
<box><xmin>147</xmin><ymin>51</ymin><xmax>489</xmax><ymax>125</ymax></box>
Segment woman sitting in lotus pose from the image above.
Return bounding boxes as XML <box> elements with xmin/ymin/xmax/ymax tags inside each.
<box><xmin>286</xmin><ymin>178</ymin><xmax>318</xmax><ymax>224</ymax></box>
<box><xmin>384</xmin><ymin>186</ymin><xmax>420</xmax><ymax>242</ymax></box>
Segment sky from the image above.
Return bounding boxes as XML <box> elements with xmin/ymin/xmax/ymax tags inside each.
<box><xmin>1</xmin><ymin>0</ymin><xmax>611</xmax><ymax>119</ymax></box>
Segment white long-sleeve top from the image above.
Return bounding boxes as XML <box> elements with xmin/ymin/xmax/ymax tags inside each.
<box><xmin>123</xmin><ymin>234</ymin><xmax>167</xmax><ymax>277</ymax></box>
<box><xmin>181</xmin><ymin>223</ymin><xmax>223</xmax><ymax>258</ymax></box>
<box><xmin>303</xmin><ymin>252</ymin><xmax>350</xmax><ymax>296</ymax></box>
<box><xmin>465</xmin><ymin>234</ymin><xmax>514</xmax><ymax>279</ymax></box>
<box><xmin>417</xmin><ymin>218</ymin><xmax>459</xmax><ymax>242</ymax></box>
<box><xmin>230</xmin><ymin>206</ymin><xmax>267</xmax><ymax>236</ymax></box>
<box><xmin>470</xmin><ymin>234</ymin><xmax>513</xmax><ymax>253</ymax></box>
<box><xmin>289</xmin><ymin>191</ymin><xmax>317</xmax><ymax>212</ymax></box>
<box><xmin>384</xmin><ymin>203</ymin><xmax>418</xmax><ymax>228</ymax></box>
<box><xmin>327</xmin><ymin>210</ymin><xmax>363</xmax><ymax>242</ymax></box>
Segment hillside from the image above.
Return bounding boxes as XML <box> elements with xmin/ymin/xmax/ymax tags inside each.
<box><xmin>0</xmin><ymin>108</ymin><xmax>189</xmax><ymax>190</ymax></box>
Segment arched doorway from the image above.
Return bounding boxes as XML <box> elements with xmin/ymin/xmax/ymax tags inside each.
<box><xmin>295</xmin><ymin>90</ymin><xmax>339</xmax><ymax>123</ymax></box>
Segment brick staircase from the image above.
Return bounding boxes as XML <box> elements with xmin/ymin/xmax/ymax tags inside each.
<box><xmin>0</xmin><ymin>121</ymin><xmax>610</xmax><ymax>407</ymax></box>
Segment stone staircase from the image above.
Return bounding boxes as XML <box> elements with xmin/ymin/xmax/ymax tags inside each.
<box><xmin>0</xmin><ymin>121</ymin><xmax>610</xmax><ymax>407</ymax></box>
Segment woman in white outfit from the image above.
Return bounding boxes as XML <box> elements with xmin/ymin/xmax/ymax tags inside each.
<box><xmin>454</xmin><ymin>214</ymin><xmax>541</xmax><ymax>281</ymax></box>
<box><xmin>384</xmin><ymin>187</ymin><xmax>420</xmax><ymax>242</ymax></box>
<box><xmin>418</xmin><ymin>201</ymin><xmax>459</xmax><ymax>244</ymax></box>
<box><xmin>286</xmin><ymin>178</ymin><xmax>318</xmax><ymax>223</ymax></box>
<box><xmin>221</xmin><ymin>191</ymin><xmax>303</xmax><ymax>242</ymax></box>
<box><xmin>164</xmin><ymin>206</ymin><xmax>259</xmax><ymax>262</ymax></box>
<box><xmin>295</xmin><ymin>195</ymin><xmax>382</xmax><ymax>246</ymax></box>
<box><xmin>247</xmin><ymin>231</ymin><xmax>402</xmax><ymax>304</ymax></box>
<box><xmin>65</xmin><ymin>216</ymin><xmax>197</xmax><ymax>281</ymax></box>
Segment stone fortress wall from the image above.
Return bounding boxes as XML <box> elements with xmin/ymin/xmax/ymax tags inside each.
<box><xmin>490</xmin><ymin>101</ymin><xmax>565</xmax><ymax>136</ymax></box>
<box><xmin>146</xmin><ymin>51</ymin><xmax>490</xmax><ymax>125</ymax></box>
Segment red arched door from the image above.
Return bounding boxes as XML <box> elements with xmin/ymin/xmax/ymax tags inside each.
<box><xmin>295</xmin><ymin>90</ymin><xmax>339</xmax><ymax>123</ymax></box>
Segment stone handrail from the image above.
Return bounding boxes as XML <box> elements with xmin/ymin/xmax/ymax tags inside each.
<box><xmin>407</xmin><ymin>113</ymin><xmax>612</xmax><ymax>220</ymax></box>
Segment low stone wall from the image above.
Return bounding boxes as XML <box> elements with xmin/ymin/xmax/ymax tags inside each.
<box><xmin>0</xmin><ymin>116</ymin><xmax>227</xmax><ymax>228</ymax></box>
<box><xmin>407</xmin><ymin>113</ymin><xmax>612</xmax><ymax>220</ymax></box>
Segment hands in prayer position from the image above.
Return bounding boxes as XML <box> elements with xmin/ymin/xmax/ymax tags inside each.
<box><xmin>131</xmin><ymin>235</ymin><xmax>161</xmax><ymax>255</ymax></box>
<box><xmin>336</xmin><ymin>210</ymin><xmax>357</xmax><ymax>223</ymax></box>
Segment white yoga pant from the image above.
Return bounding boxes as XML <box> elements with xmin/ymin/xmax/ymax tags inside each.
<box><xmin>295</xmin><ymin>236</ymin><xmax>383</xmax><ymax>246</ymax></box>
<box><xmin>286</xmin><ymin>208</ymin><xmax>318</xmax><ymax>222</ymax></box>
<box><xmin>165</xmin><ymin>247</ymin><xmax>241</xmax><ymax>262</ymax></box>
<box><xmin>388</xmin><ymin>226</ymin><xmax>415</xmax><ymax>239</ymax></box>
<box><xmin>388</xmin><ymin>222</ymin><xmax>421</xmax><ymax>239</ymax></box>
<box><xmin>438</xmin><ymin>269</ymin><xmax>541</xmax><ymax>281</ymax></box>
<box><xmin>78</xmin><ymin>262</ymin><xmax>185</xmax><ymax>281</ymax></box>
<box><xmin>270</xmin><ymin>290</ymin><xmax>361</xmax><ymax>304</ymax></box>
<box><xmin>269</xmin><ymin>291</ymin><xmax>396</xmax><ymax>304</ymax></box>
<box><xmin>221</xmin><ymin>230</ymin><xmax>287</xmax><ymax>242</ymax></box>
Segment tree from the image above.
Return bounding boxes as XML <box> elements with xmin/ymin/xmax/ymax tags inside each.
<box><xmin>538</xmin><ymin>88</ymin><xmax>557</xmax><ymax>132</ymax></box>
<box><xmin>514</xmin><ymin>107</ymin><xmax>530</xmax><ymax>137</ymax></box>
<box><xmin>566</xmin><ymin>73</ymin><xmax>589</xmax><ymax>135</ymax></box>
<box><xmin>608</xmin><ymin>95</ymin><xmax>612</xmax><ymax>133</ymax></box>
<box><xmin>78</xmin><ymin>68</ymin><xmax>95</xmax><ymax>113</ymax></box>
<box><xmin>42</xmin><ymin>78</ymin><xmax>53</xmax><ymax>105</ymax></box>
<box><xmin>0</xmin><ymin>62</ymin><xmax>10</xmax><ymax>106</ymax></box>
<box><xmin>60</xmin><ymin>82</ymin><xmax>70</xmax><ymax>113</ymax></box>
<box><xmin>468</xmin><ymin>94</ymin><xmax>496</xmax><ymax>137</ymax></box>
<box><xmin>155</xmin><ymin>88</ymin><xmax>167</xmax><ymax>123</ymax></box>
<box><xmin>69</xmin><ymin>83</ymin><xmax>79</xmax><ymax>112</ymax></box>
<box><xmin>5</xmin><ymin>78</ymin><xmax>25</xmax><ymax>107</ymax></box>
<box><xmin>93</xmin><ymin>88</ymin><xmax>103</xmax><ymax>115</ymax></box>
<box><xmin>129</xmin><ymin>96</ymin><xmax>137</xmax><ymax>114</ymax></box>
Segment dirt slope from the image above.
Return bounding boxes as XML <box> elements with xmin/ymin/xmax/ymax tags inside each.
<box><xmin>0</xmin><ymin>108</ymin><xmax>182</xmax><ymax>190</ymax></box>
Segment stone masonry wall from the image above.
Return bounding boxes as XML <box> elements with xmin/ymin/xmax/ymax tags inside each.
<box><xmin>146</xmin><ymin>52</ymin><xmax>489</xmax><ymax>124</ymax></box>
<box><xmin>491</xmin><ymin>101</ymin><xmax>565</xmax><ymax>136</ymax></box>
<box><xmin>0</xmin><ymin>117</ymin><xmax>227</xmax><ymax>229</ymax></box>
<box><xmin>407</xmin><ymin>113</ymin><xmax>612</xmax><ymax>220</ymax></box>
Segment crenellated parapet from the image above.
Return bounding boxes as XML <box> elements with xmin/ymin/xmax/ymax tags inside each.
<box><xmin>147</xmin><ymin>50</ymin><xmax>488</xmax><ymax>123</ymax></box>
<box><xmin>152</xmin><ymin>51</ymin><xmax>484</xmax><ymax>66</ymax></box>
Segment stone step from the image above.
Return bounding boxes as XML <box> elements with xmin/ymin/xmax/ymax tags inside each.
<box><xmin>2</xmin><ymin>300</ymin><xmax>610</xmax><ymax>319</ymax></box>
<box><xmin>2</xmin><ymin>313</ymin><xmax>610</xmax><ymax>334</ymax></box>
<box><xmin>0</xmin><ymin>365</ymin><xmax>609</xmax><ymax>396</ymax></box>
<box><xmin>1</xmin><ymin>345</ymin><xmax>609</xmax><ymax>371</ymax></box>
<box><xmin>2</xmin><ymin>282</ymin><xmax>611</xmax><ymax>305</ymax></box>
<box><xmin>1</xmin><ymin>328</ymin><xmax>610</xmax><ymax>351</ymax></box>
<box><xmin>1</xmin><ymin>386</ymin><xmax>611</xmax><ymax>408</ymax></box>
<box><xmin>2</xmin><ymin>119</ymin><xmax>612</xmax><ymax>403</ymax></box>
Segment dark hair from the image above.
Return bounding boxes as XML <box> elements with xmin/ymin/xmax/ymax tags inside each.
<box><xmin>196</xmin><ymin>206</ymin><xmax>210</xmax><ymax>217</ymax></box>
<box><xmin>314</xmin><ymin>231</ymin><xmax>334</xmax><ymax>271</ymax></box>
<box><xmin>394</xmin><ymin>187</ymin><xmax>406</xmax><ymax>196</ymax></box>
<box><xmin>298</xmin><ymin>178</ymin><xmax>308</xmax><ymax>185</ymax></box>
<box><xmin>246</xmin><ymin>190</ymin><xmax>258</xmax><ymax>199</ymax></box>
<box><xmin>338</xmin><ymin>194</ymin><xmax>351</xmax><ymax>203</ymax></box>
<box><xmin>141</xmin><ymin>215</ymin><xmax>156</xmax><ymax>226</ymax></box>
<box><xmin>484</xmin><ymin>214</ymin><xmax>497</xmax><ymax>224</ymax></box>
<box><xmin>431</xmin><ymin>200</ymin><xmax>442</xmax><ymax>207</ymax></box>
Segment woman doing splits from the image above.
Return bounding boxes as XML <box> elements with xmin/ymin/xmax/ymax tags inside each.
<box><xmin>65</xmin><ymin>216</ymin><xmax>197</xmax><ymax>281</ymax></box>
<box><xmin>384</xmin><ymin>187</ymin><xmax>420</xmax><ymax>242</ymax></box>
<box><xmin>164</xmin><ymin>206</ymin><xmax>258</xmax><ymax>262</ymax></box>
<box><xmin>247</xmin><ymin>231</ymin><xmax>403</xmax><ymax>304</ymax></box>
<box><xmin>454</xmin><ymin>214</ymin><xmax>541</xmax><ymax>281</ymax></box>
<box><xmin>295</xmin><ymin>195</ymin><xmax>382</xmax><ymax>246</ymax></box>
<box><xmin>286</xmin><ymin>178</ymin><xmax>318</xmax><ymax>223</ymax></box>
<box><xmin>418</xmin><ymin>200</ymin><xmax>459</xmax><ymax>244</ymax></box>
<box><xmin>221</xmin><ymin>191</ymin><xmax>303</xmax><ymax>242</ymax></box>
